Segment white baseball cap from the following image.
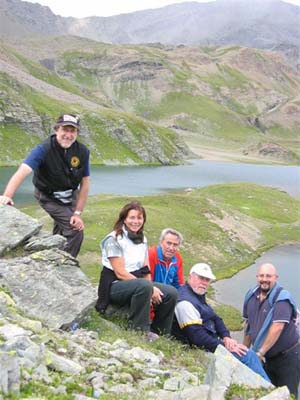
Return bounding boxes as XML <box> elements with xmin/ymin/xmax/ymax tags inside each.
<box><xmin>190</xmin><ymin>263</ymin><xmax>216</xmax><ymax>280</ymax></box>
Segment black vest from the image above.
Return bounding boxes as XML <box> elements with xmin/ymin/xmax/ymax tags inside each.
<box><xmin>33</xmin><ymin>135</ymin><xmax>88</xmax><ymax>195</ymax></box>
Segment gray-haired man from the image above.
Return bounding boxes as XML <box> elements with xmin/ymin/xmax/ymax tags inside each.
<box><xmin>149</xmin><ymin>228</ymin><xmax>184</xmax><ymax>289</ymax></box>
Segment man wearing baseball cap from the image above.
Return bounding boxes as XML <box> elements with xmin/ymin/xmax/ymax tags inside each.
<box><xmin>172</xmin><ymin>263</ymin><xmax>270</xmax><ymax>381</ymax></box>
<box><xmin>0</xmin><ymin>113</ymin><xmax>90</xmax><ymax>257</ymax></box>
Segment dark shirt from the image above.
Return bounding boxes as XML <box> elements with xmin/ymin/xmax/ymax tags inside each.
<box><xmin>243</xmin><ymin>289</ymin><xmax>299</xmax><ymax>358</ymax></box>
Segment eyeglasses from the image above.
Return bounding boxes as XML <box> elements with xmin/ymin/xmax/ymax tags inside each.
<box><xmin>256</xmin><ymin>274</ymin><xmax>276</xmax><ymax>279</ymax></box>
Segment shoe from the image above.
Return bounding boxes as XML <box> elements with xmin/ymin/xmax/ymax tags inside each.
<box><xmin>145</xmin><ymin>331</ymin><xmax>160</xmax><ymax>342</ymax></box>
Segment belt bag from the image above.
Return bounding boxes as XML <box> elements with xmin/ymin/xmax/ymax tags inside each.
<box><xmin>52</xmin><ymin>189</ymin><xmax>73</xmax><ymax>204</ymax></box>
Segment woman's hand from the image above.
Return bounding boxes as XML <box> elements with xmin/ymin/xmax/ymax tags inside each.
<box><xmin>151</xmin><ymin>286</ymin><xmax>164</xmax><ymax>305</ymax></box>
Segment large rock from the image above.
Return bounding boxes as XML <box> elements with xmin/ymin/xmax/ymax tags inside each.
<box><xmin>0</xmin><ymin>206</ymin><xmax>97</xmax><ymax>329</ymax></box>
<box><xmin>0</xmin><ymin>352</ymin><xmax>20</xmax><ymax>395</ymax></box>
<box><xmin>0</xmin><ymin>249</ymin><xmax>97</xmax><ymax>329</ymax></box>
<box><xmin>0</xmin><ymin>205</ymin><xmax>42</xmax><ymax>256</ymax></box>
<box><xmin>205</xmin><ymin>345</ymin><xmax>273</xmax><ymax>398</ymax></box>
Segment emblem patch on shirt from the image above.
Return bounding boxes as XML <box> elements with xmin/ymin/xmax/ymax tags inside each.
<box><xmin>71</xmin><ymin>156</ymin><xmax>80</xmax><ymax>167</ymax></box>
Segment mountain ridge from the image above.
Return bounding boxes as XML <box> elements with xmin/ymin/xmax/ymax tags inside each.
<box><xmin>1</xmin><ymin>0</ymin><xmax>299</xmax><ymax>67</ymax></box>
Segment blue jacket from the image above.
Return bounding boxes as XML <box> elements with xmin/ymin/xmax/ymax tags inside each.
<box><xmin>149</xmin><ymin>245</ymin><xmax>183</xmax><ymax>289</ymax></box>
<box><xmin>173</xmin><ymin>283</ymin><xmax>230</xmax><ymax>352</ymax></box>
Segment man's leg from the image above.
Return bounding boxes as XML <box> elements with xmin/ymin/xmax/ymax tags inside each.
<box><xmin>35</xmin><ymin>191</ymin><xmax>83</xmax><ymax>257</ymax></box>
<box><xmin>151</xmin><ymin>282</ymin><xmax>178</xmax><ymax>335</ymax></box>
<box><xmin>110</xmin><ymin>279</ymin><xmax>153</xmax><ymax>332</ymax></box>
<box><xmin>265</xmin><ymin>343</ymin><xmax>300</xmax><ymax>398</ymax></box>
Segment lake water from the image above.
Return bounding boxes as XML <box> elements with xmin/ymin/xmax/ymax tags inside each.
<box><xmin>213</xmin><ymin>243</ymin><xmax>300</xmax><ymax>309</ymax></box>
<box><xmin>0</xmin><ymin>159</ymin><xmax>299</xmax><ymax>205</ymax></box>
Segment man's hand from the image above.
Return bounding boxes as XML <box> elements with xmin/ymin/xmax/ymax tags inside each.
<box><xmin>0</xmin><ymin>195</ymin><xmax>14</xmax><ymax>206</ymax></box>
<box><xmin>70</xmin><ymin>214</ymin><xmax>84</xmax><ymax>231</ymax></box>
<box><xmin>224</xmin><ymin>337</ymin><xmax>248</xmax><ymax>356</ymax></box>
<box><xmin>223</xmin><ymin>337</ymin><xmax>238</xmax><ymax>352</ymax></box>
<box><xmin>231</xmin><ymin>342</ymin><xmax>248</xmax><ymax>356</ymax></box>
<box><xmin>151</xmin><ymin>286</ymin><xmax>164</xmax><ymax>305</ymax></box>
<box><xmin>256</xmin><ymin>351</ymin><xmax>266</xmax><ymax>363</ymax></box>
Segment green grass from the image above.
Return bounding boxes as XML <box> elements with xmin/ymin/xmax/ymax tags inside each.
<box><xmin>12</xmin><ymin>51</ymin><xmax>88</xmax><ymax>98</ymax></box>
<box><xmin>225</xmin><ymin>384</ymin><xmax>271</xmax><ymax>400</ymax></box>
<box><xmin>201</xmin><ymin>64</ymin><xmax>250</xmax><ymax>90</ymax></box>
<box><xmin>148</xmin><ymin>91</ymin><xmax>258</xmax><ymax>142</ymax></box>
<box><xmin>0</xmin><ymin>125</ymin><xmax>40</xmax><ymax>166</ymax></box>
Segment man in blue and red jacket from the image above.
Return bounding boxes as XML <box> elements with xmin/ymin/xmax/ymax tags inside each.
<box><xmin>149</xmin><ymin>228</ymin><xmax>184</xmax><ymax>289</ymax></box>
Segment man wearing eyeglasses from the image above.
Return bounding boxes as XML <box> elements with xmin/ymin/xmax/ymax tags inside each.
<box><xmin>243</xmin><ymin>263</ymin><xmax>300</xmax><ymax>398</ymax></box>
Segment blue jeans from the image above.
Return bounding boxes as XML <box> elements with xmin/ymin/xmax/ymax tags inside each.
<box><xmin>233</xmin><ymin>349</ymin><xmax>271</xmax><ymax>382</ymax></box>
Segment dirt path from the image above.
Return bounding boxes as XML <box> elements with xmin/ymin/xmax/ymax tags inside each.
<box><xmin>188</xmin><ymin>143</ymin><xmax>286</xmax><ymax>165</ymax></box>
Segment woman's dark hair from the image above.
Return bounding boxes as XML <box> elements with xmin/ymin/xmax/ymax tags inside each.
<box><xmin>114</xmin><ymin>201</ymin><xmax>146</xmax><ymax>236</ymax></box>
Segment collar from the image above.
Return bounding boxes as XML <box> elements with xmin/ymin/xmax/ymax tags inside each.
<box><xmin>122</xmin><ymin>225</ymin><xmax>144</xmax><ymax>244</ymax></box>
<box><xmin>157</xmin><ymin>245</ymin><xmax>177</xmax><ymax>264</ymax></box>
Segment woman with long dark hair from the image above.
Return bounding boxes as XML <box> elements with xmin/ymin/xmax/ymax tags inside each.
<box><xmin>96</xmin><ymin>201</ymin><xmax>177</xmax><ymax>338</ymax></box>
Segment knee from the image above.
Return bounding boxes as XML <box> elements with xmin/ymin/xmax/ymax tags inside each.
<box><xmin>67</xmin><ymin>228</ymin><xmax>83</xmax><ymax>241</ymax></box>
<box><xmin>135</xmin><ymin>279</ymin><xmax>153</xmax><ymax>296</ymax></box>
<box><xmin>161</xmin><ymin>285</ymin><xmax>178</xmax><ymax>303</ymax></box>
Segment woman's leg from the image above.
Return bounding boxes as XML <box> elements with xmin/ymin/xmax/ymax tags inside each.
<box><xmin>110</xmin><ymin>278</ymin><xmax>153</xmax><ymax>332</ymax></box>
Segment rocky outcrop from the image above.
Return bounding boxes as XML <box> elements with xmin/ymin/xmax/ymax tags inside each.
<box><xmin>0</xmin><ymin>205</ymin><xmax>97</xmax><ymax>329</ymax></box>
<box><xmin>0</xmin><ymin>205</ymin><xmax>290</xmax><ymax>399</ymax></box>
<box><xmin>0</xmin><ymin>204</ymin><xmax>42</xmax><ymax>255</ymax></box>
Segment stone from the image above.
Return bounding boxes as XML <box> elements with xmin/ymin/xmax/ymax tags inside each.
<box><xmin>24</xmin><ymin>234</ymin><xmax>67</xmax><ymax>252</ymax></box>
<box><xmin>0</xmin><ymin>352</ymin><xmax>20</xmax><ymax>395</ymax></box>
<box><xmin>0</xmin><ymin>324</ymin><xmax>31</xmax><ymax>340</ymax></box>
<box><xmin>0</xmin><ymin>249</ymin><xmax>97</xmax><ymax>329</ymax></box>
<box><xmin>46</xmin><ymin>351</ymin><xmax>84</xmax><ymax>375</ymax></box>
<box><xmin>259</xmin><ymin>386</ymin><xmax>290</xmax><ymax>399</ymax></box>
<box><xmin>205</xmin><ymin>345</ymin><xmax>273</xmax><ymax>390</ymax></box>
<box><xmin>0</xmin><ymin>205</ymin><xmax>42</xmax><ymax>256</ymax></box>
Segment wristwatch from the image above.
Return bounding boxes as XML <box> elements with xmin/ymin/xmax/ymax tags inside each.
<box><xmin>74</xmin><ymin>210</ymin><xmax>82</xmax><ymax>216</ymax></box>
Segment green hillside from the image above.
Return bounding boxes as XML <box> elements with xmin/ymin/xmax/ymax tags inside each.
<box><xmin>21</xmin><ymin>183</ymin><xmax>300</xmax><ymax>291</ymax></box>
<box><xmin>1</xmin><ymin>37</ymin><xmax>300</xmax><ymax>165</ymax></box>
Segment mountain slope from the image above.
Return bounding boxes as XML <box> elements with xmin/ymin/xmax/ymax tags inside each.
<box><xmin>4</xmin><ymin>36</ymin><xmax>299</xmax><ymax>164</ymax></box>
<box><xmin>0</xmin><ymin>40</ymin><xmax>190</xmax><ymax>166</ymax></box>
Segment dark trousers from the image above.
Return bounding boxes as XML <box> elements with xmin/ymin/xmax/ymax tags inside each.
<box><xmin>109</xmin><ymin>278</ymin><xmax>178</xmax><ymax>334</ymax></box>
<box><xmin>34</xmin><ymin>189</ymin><xmax>83</xmax><ymax>258</ymax></box>
<box><xmin>265</xmin><ymin>342</ymin><xmax>300</xmax><ymax>398</ymax></box>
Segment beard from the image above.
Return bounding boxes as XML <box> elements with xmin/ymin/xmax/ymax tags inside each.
<box><xmin>259</xmin><ymin>282</ymin><xmax>271</xmax><ymax>293</ymax></box>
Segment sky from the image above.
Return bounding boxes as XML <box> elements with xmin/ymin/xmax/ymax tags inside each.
<box><xmin>24</xmin><ymin>0</ymin><xmax>300</xmax><ymax>18</ymax></box>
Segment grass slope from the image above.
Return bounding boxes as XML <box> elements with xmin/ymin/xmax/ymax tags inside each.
<box><xmin>0</xmin><ymin>72</ymin><xmax>185</xmax><ymax>166</ymax></box>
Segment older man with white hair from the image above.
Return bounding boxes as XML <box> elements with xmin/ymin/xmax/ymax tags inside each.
<box><xmin>172</xmin><ymin>263</ymin><xmax>270</xmax><ymax>381</ymax></box>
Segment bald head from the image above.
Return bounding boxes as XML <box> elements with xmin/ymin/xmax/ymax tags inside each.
<box><xmin>257</xmin><ymin>263</ymin><xmax>278</xmax><ymax>276</ymax></box>
<box><xmin>256</xmin><ymin>263</ymin><xmax>278</xmax><ymax>293</ymax></box>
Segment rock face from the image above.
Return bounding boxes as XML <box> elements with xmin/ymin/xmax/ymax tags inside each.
<box><xmin>0</xmin><ymin>204</ymin><xmax>42</xmax><ymax>256</ymax></box>
<box><xmin>0</xmin><ymin>205</ymin><xmax>97</xmax><ymax>329</ymax></box>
